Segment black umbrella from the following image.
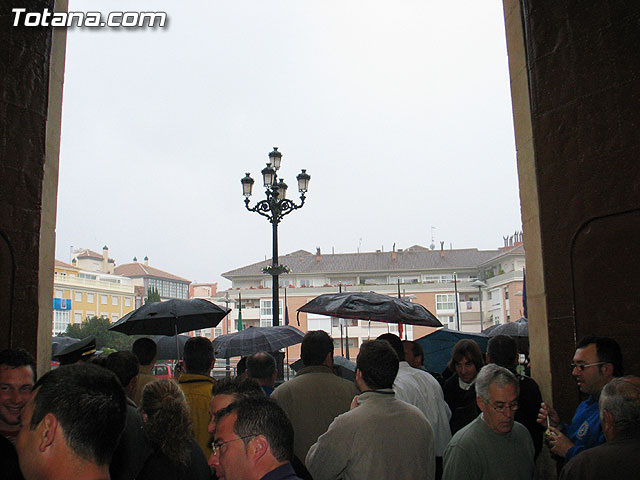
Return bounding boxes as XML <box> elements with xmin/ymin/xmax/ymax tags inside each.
<box><xmin>484</xmin><ymin>317</ymin><xmax>529</xmax><ymax>337</ymax></box>
<box><xmin>297</xmin><ymin>291</ymin><xmax>442</xmax><ymax>327</ymax></box>
<box><xmin>109</xmin><ymin>299</ymin><xmax>230</xmax><ymax>360</ymax></box>
<box><xmin>212</xmin><ymin>326</ymin><xmax>305</xmax><ymax>358</ymax></box>
<box><xmin>151</xmin><ymin>335</ymin><xmax>191</xmax><ymax>360</ymax></box>
<box><xmin>109</xmin><ymin>299</ymin><xmax>230</xmax><ymax>336</ymax></box>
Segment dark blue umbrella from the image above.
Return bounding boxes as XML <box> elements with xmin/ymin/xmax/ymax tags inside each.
<box><xmin>415</xmin><ymin>328</ymin><xmax>489</xmax><ymax>374</ymax></box>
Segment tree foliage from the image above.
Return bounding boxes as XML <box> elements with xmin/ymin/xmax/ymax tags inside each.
<box><xmin>146</xmin><ymin>286</ymin><xmax>161</xmax><ymax>304</ymax></box>
<box><xmin>65</xmin><ymin>316</ymin><xmax>135</xmax><ymax>352</ymax></box>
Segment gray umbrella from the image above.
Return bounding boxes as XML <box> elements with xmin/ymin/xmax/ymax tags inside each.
<box><xmin>151</xmin><ymin>335</ymin><xmax>191</xmax><ymax>360</ymax></box>
<box><xmin>212</xmin><ymin>325</ymin><xmax>305</xmax><ymax>358</ymax></box>
<box><xmin>290</xmin><ymin>355</ymin><xmax>356</xmax><ymax>381</ymax></box>
<box><xmin>484</xmin><ymin>317</ymin><xmax>529</xmax><ymax>337</ymax></box>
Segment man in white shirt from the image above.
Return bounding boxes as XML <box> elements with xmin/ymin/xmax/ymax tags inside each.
<box><xmin>378</xmin><ymin>334</ymin><xmax>452</xmax><ymax>478</ymax></box>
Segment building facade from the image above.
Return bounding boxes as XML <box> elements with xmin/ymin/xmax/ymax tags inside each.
<box><xmin>215</xmin><ymin>237</ymin><xmax>526</xmax><ymax>361</ymax></box>
<box><xmin>52</xmin><ymin>259</ymin><xmax>136</xmax><ymax>334</ymax></box>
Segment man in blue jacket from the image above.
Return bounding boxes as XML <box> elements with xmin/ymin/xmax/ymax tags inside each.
<box><xmin>538</xmin><ymin>335</ymin><xmax>623</xmax><ymax>463</ymax></box>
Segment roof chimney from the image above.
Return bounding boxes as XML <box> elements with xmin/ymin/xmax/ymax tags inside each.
<box><xmin>144</xmin><ymin>256</ymin><xmax>149</xmax><ymax>266</ymax></box>
<box><xmin>315</xmin><ymin>247</ymin><xmax>321</xmax><ymax>262</ymax></box>
<box><xmin>133</xmin><ymin>256</ymin><xmax>137</xmax><ymax>262</ymax></box>
<box><xmin>440</xmin><ymin>241</ymin><xmax>445</xmax><ymax>258</ymax></box>
<box><xmin>102</xmin><ymin>245</ymin><xmax>109</xmax><ymax>273</ymax></box>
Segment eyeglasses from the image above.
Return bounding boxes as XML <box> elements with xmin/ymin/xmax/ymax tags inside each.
<box><xmin>487</xmin><ymin>401</ymin><xmax>519</xmax><ymax>414</ymax></box>
<box><xmin>211</xmin><ymin>435</ymin><xmax>256</xmax><ymax>455</ymax></box>
<box><xmin>570</xmin><ymin>362</ymin><xmax>605</xmax><ymax>372</ymax></box>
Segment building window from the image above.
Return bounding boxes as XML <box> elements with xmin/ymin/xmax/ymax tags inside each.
<box><xmin>112</xmin><ymin>296</ymin><xmax>118</xmax><ymax>306</ymax></box>
<box><xmin>100</xmin><ymin>295</ymin><xmax>107</xmax><ymax>305</ymax></box>
<box><xmin>436</xmin><ymin>294</ymin><xmax>456</xmax><ymax>311</ymax></box>
<box><xmin>75</xmin><ymin>291</ymin><xmax>82</xmax><ymax>302</ymax></box>
<box><xmin>299</xmin><ymin>279</ymin><xmax>312</xmax><ymax>287</ymax></box>
<box><xmin>505</xmin><ymin>289</ymin><xmax>509</xmax><ymax>300</ymax></box>
<box><xmin>214</xmin><ymin>327</ymin><xmax>222</xmax><ymax>337</ymax></box>
<box><xmin>111</xmin><ymin>314</ymin><xmax>118</xmax><ymax>323</ymax></box>
<box><xmin>125</xmin><ymin>297</ymin><xmax>131</xmax><ymax>307</ymax></box>
<box><xmin>87</xmin><ymin>293</ymin><xmax>94</xmax><ymax>303</ymax></box>
<box><xmin>55</xmin><ymin>289</ymin><xmax>63</xmax><ymax>298</ymax></box>
<box><xmin>438</xmin><ymin>315</ymin><xmax>456</xmax><ymax>329</ymax></box>
<box><xmin>74</xmin><ymin>312</ymin><xmax>82</xmax><ymax>323</ymax></box>
<box><xmin>331</xmin><ymin>317</ymin><xmax>358</xmax><ymax>327</ymax></box>
<box><xmin>332</xmin><ymin>337</ymin><xmax>358</xmax><ymax>349</ymax></box>
<box><xmin>53</xmin><ymin>311</ymin><xmax>71</xmax><ymax>335</ymax></box>
<box><xmin>86</xmin><ymin>311</ymin><xmax>95</xmax><ymax>319</ymax></box>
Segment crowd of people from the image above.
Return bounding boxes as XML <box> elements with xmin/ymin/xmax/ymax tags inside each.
<box><xmin>0</xmin><ymin>331</ymin><xmax>637</xmax><ymax>480</ymax></box>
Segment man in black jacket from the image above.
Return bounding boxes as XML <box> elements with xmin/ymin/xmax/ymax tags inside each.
<box><xmin>487</xmin><ymin>335</ymin><xmax>544</xmax><ymax>459</ymax></box>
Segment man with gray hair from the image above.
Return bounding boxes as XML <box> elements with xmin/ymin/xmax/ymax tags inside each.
<box><xmin>560</xmin><ymin>376</ymin><xmax>640</xmax><ymax>480</ymax></box>
<box><xmin>443</xmin><ymin>364</ymin><xmax>535</xmax><ymax>480</ymax></box>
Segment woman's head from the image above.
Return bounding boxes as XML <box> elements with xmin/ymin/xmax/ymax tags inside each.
<box><xmin>448</xmin><ymin>340</ymin><xmax>484</xmax><ymax>384</ymax></box>
<box><xmin>141</xmin><ymin>379</ymin><xmax>193</xmax><ymax>465</ymax></box>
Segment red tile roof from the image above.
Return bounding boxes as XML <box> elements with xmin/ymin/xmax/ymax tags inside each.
<box><xmin>114</xmin><ymin>262</ymin><xmax>190</xmax><ymax>283</ymax></box>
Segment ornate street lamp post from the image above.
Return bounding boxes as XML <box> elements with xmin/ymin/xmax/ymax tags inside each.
<box><xmin>241</xmin><ymin>147</ymin><xmax>310</xmax><ymax>327</ymax></box>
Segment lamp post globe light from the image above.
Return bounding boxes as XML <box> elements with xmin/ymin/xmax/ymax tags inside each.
<box><xmin>241</xmin><ymin>147</ymin><xmax>310</xmax><ymax>327</ymax></box>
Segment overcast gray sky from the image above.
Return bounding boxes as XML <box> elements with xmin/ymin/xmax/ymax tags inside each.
<box><xmin>56</xmin><ymin>1</ymin><xmax>521</xmax><ymax>288</ymax></box>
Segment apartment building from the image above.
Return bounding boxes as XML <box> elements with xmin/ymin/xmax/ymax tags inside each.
<box><xmin>52</xmin><ymin>259</ymin><xmax>135</xmax><ymax>334</ymax></box>
<box><xmin>216</xmin><ymin>236</ymin><xmax>526</xmax><ymax>361</ymax></box>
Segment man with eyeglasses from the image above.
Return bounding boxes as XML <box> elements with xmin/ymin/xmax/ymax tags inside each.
<box><xmin>210</xmin><ymin>396</ymin><xmax>303</xmax><ymax>480</ymax></box>
<box><xmin>442</xmin><ymin>364</ymin><xmax>536</xmax><ymax>480</ymax></box>
<box><xmin>538</xmin><ymin>335</ymin><xmax>623</xmax><ymax>464</ymax></box>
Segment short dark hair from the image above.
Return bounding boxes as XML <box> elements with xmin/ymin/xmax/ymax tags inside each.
<box><xmin>105</xmin><ymin>351</ymin><xmax>139</xmax><ymax>388</ymax></box>
<box><xmin>377</xmin><ymin>333</ymin><xmax>405</xmax><ymax>361</ymax></box>
<box><xmin>0</xmin><ymin>348</ymin><xmax>36</xmax><ymax>382</ymax></box>
<box><xmin>30</xmin><ymin>363</ymin><xmax>126</xmax><ymax>466</ymax></box>
<box><xmin>215</xmin><ymin>397</ymin><xmax>294</xmax><ymax>462</ymax></box>
<box><xmin>212</xmin><ymin>376</ymin><xmax>265</xmax><ymax>398</ymax></box>
<box><xmin>356</xmin><ymin>340</ymin><xmax>399</xmax><ymax>390</ymax></box>
<box><xmin>301</xmin><ymin>331</ymin><xmax>334</xmax><ymax>366</ymax></box>
<box><xmin>576</xmin><ymin>335</ymin><xmax>623</xmax><ymax>377</ymax></box>
<box><xmin>183</xmin><ymin>337</ymin><xmax>214</xmax><ymax>375</ymax></box>
<box><xmin>402</xmin><ymin>340</ymin><xmax>424</xmax><ymax>360</ymax></box>
<box><xmin>448</xmin><ymin>339</ymin><xmax>484</xmax><ymax>372</ymax></box>
<box><xmin>246</xmin><ymin>352</ymin><xmax>276</xmax><ymax>380</ymax></box>
<box><xmin>236</xmin><ymin>357</ymin><xmax>248</xmax><ymax>376</ymax></box>
<box><xmin>132</xmin><ymin>338</ymin><xmax>157</xmax><ymax>366</ymax></box>
<box><xmin>487</xmin><ymin>335</ymin><xmax>518</xmax><ymax>369</ymax></box>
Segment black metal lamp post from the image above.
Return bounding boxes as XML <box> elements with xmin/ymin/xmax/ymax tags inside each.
<box><xmin>241</xmin><ymin>147</ymin><xmax>310</xmax><ymax>327</ymax></box>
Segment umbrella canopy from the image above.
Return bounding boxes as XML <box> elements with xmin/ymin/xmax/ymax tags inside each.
<box><xmin>290</xmin><ymin>355</ymin><xmax>356</xmax><ymax>382</ymax></box>
<box><xmin>51</xmin><ymin>336</ymin><xmax>80</xmax><ymax>358</ymax></box>
<box><xmin>151</xmin><ymin>335</ymin><xmax>191</xmax><ymax>360</ymax></box>
<box><xmin>415</xmin><ymin>328</ymin><xmax>489</xmax><ymax>375</ymax></box>
<box><xmin>297</xmin><ymin>291</ymin><xmax>442</xmax><ymax>327</ymax></box>
<box><xmin>109</xmin><ymin>298</ymin><xmax>230</xmax><ymax>336</ymax></box>
<box><xmin>212</xmin><ymin>326</ymin><xmax>305</xmax><ymax>358</ymax></box>
<box><xmin>484</xmin><ymin>317</ymin><xmax>529</xmax><ymax>337</ymax></box>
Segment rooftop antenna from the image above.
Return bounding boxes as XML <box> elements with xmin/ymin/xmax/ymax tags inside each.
<box><xmin>358</xmin><ymin>238</ymin><xmax>362</xmax><ymax>253</ymax></box>
<box><xmin>430</xmin><ymin>226</ymin><xmax>436</xmax><ymax>250</ymax></box>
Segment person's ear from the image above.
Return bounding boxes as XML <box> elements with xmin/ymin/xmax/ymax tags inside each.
<box><xmin>601</xmin><ymin>362</ymin><xmax>614</xmax><ymax>378</ymax></box>
<box><xmin>249</xmin><ymin>435</ymin><xmax>269</xmax><ymax>463</ymax></box>
<box><xmin>476</xmin><ymin>395</ymin><xmax>486</xmax><ymax>413</ymax></box>
<box><xmin>39</xmin><ymin>413</ymin><xmax>58</xmax><ymax>451</ymax></box>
